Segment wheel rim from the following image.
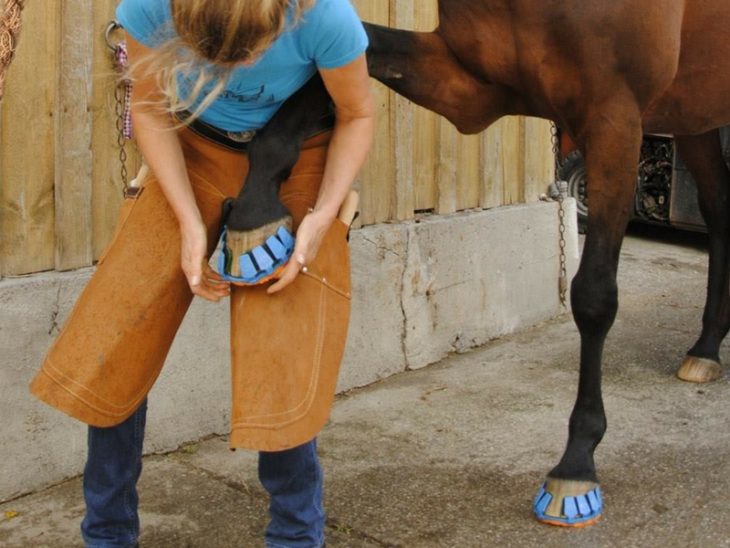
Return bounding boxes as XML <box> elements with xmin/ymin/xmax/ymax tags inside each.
<box><xmin>566</xmin><ymin>165</ymin><xmax>588</xmax><ymax>219</ymax></box>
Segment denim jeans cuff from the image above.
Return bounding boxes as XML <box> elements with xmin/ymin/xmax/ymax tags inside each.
<box><xmin>265</xmin><ymin>540</ymin><xmax>324</xmax><ymax>548</ymax></box>
<box><xmin>83</xmin><ymin>537</ymin><xmax>138</xmax><ymax>548</ymax></box>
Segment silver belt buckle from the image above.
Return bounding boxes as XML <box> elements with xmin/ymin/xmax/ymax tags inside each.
<box><xmin>226</xmin><ymin>129</ymin><xmax>256</xmax><ymax>143</ymax></box>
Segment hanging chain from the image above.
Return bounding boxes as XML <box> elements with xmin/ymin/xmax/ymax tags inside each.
<box><xmin>551</xmin><ymin>122</ymin><xmax>568</xmax><ymax>307</ymax></box>
<box><xmin>107</xmin><ymin>21</ymin><xmax>140</xmax><ymax>198</ymax></box>
<box><xmin>113</xmin><ymin>67</ymin><xmax>130</xmax><ymax>193</ymax></box>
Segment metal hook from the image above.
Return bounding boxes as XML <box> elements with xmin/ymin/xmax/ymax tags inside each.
<box><xmin>105</xmin><ymin>20</ymin><xmax>123</xmax><ymax>52</ymax></box>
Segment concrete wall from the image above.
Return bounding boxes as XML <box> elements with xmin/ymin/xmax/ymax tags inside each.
<box><xmin>0</xmin><ymin>199</ymin><xmax>578</xmax><ymax>501</ymax></box>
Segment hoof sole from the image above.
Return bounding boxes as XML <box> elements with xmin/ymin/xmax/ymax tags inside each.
<box><xmin>216</xmin><ymin>222</ymin><xmax>295</xmax><ymax>285</ymax></box>
<box><xmin>225</xmin><ymin>218</ymin><xmax>292</xmax><ymax>267</ymax></box>
<box><xmin>533</xmin><ymin>479</ymin><xmax>602</xmax><ymax>527</ymax></box>
<box><xmin>676</xmin><ymin>356</ymin><xmax>722</xmax><ymax>384</ymax></box>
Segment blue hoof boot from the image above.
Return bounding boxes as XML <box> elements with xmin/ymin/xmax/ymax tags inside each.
<box><xmin>533</xmin><ymin>479</ymin><xmax>603</xmax><ymax>527</ymax></box>
<box><xmin>216</xmin><ymin>224</ymin><xmax>295</xmax><ymax>285</ymax></box>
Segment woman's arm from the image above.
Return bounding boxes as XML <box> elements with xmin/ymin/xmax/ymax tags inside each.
<box><xmin>268</xmin><ymin>54</ymin><xmax>375</xmax><ymax>293</ymax></box>
<box><xmin>126</xmin><ymin>35</ymin><xmax>230</xmax><ymax>302</ymax></box>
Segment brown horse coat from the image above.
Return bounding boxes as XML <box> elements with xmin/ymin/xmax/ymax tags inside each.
<box><xmin>361</xmin><ymin>0</ymin><xmax>730</xmax><ymax>525</ymax></box>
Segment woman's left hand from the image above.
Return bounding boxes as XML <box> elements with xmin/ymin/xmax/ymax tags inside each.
<box><xmin>267</xmin><ymin>210</ymin><xmax>333</xmax><ymax>294</ymax></box>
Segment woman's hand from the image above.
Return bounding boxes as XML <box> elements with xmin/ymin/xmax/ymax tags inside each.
<box><xmin>180</xmin><ymin>220</ymin><xmax>231</xmax><ymax>301</ymax></box>
<box><xmin>267</xmin><ymin>210</ymin><xmax>333</xmax><ymax>294</ymax></box>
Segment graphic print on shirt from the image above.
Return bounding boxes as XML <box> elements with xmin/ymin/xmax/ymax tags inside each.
<box><xmin>220</xmin><ymin>85</ymin><xmax>270</xmax><ymax>103</ymax></box>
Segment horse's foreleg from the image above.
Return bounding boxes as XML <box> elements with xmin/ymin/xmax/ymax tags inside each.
<box><xmin>534</xmin><ymin>103</ymin><xmax>643</xmax><ymax>527</ymax></box>
<box><xmin>675</xmin><ymin>130</ymin><xmax>730</xmax><ymax>383</ymax></box>
<box><xmin>363</xmin><ymin>22</ymin><xmax>511</xmax><ymax>134</ymax></box>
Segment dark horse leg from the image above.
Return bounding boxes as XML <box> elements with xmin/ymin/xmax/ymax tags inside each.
<box><xmin>532</xmin><ymin>98</ymin><xmax>643</xmax><ymax>525</ymax></box>
<box><xmin>674</xmin><ymin>130</ymin><xmax>730</xmax><ymax>382</ymax></box>
<box><xmin>219</xmin><ymin>74</ymin><xmax>332</xmax><ymax>277</ymax></box>
<box><xmin>363</xmin><ymin>20</ymin><xmax>644</xmax><ymax>526</ymax></box>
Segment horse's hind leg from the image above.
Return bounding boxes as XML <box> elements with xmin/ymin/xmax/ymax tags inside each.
<box><xmin>220</xmin><ymin>75</ymin><xmax>332</xmax><ymax>280</ymax></box>
<box><xmin>363</xmin><ymin>22</ymin><xmax>509</xmax><ymax>134</ymax></box>
<box><xmin>224</xmin><ymin>74</ymin><xmax>332</xmax><ymax>231</ymax></box>
<box><xmin>675</xmin><ymin>130</ymin><xmax>730</xmax><ymax>383</ymax></box>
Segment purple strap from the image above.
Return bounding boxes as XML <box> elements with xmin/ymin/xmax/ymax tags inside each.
<box><xmin>114</xmin><ymin>41</ymin><xmax>133</xmax><ymax>139</ymax></box>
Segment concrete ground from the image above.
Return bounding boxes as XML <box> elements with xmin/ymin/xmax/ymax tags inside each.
<box><xmin>2</xmin><ymin>224</ymin><xmax>729</xmax><ymax>548</ymax></box>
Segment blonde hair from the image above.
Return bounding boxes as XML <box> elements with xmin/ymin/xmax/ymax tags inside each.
<box><xmin>133</xmin><ymin>0</ymin><xmax>315</xmax><ymax>121</ymax></box>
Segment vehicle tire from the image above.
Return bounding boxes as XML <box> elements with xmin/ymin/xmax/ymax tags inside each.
<box><xmin>558</xmin><ymin>150</ymin><xmax>588</xmax><ymax>233</ymax></box>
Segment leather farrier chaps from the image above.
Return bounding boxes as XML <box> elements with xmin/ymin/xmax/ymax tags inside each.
<box><xmin>30</xmin><ymin>127</ymin><xmax>351</xmax><ymax>451</ymax></box>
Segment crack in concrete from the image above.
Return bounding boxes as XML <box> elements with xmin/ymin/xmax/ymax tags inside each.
<box><xmin>47</xmin><ymin>283</ymin><xmax>62</xmax><ymax>336</ymax></box>
<box><xmin>326</xmin><ymin>516</ymin><xmax>401</xmax><ymax>547</ymax></box>
<box><xmin>429</xmin><ymin>279</ymin><xmax>470</xmax><ymax>294</ymax></box>
<box><xmin>399</xmin><ymin>229</ymin><xmax>411</xmax><ymax>371</ymax></box>
<box><xmin>172</xmin><ymin>453</ymin><xmax>261</xmax><ymax>500</ymax></box>
<box><xmin>361</xmin><ymin>235</ymin><xmax>403</xmax><ymax>259</ymax></box>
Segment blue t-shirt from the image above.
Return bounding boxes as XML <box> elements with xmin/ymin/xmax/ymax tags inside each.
<box><xmin>116</xmin><ymin>0</ymin><xmax>368</xmax><ymax>131</ymax></box>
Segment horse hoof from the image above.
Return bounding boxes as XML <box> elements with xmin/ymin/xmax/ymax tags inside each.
<box><xmin>216</xmin><ymin>217</ymin><xmax>295</xmax><ymax>284</ymax></box>
<box><xmin>676</xmin><ymin>356</ymin><xmax>722</xmax><ymax>383</ymax></box>
<box><xmin>533</xmin><ymin>478</ymin><xmax>602</xmax><ymax>527</ymax></box>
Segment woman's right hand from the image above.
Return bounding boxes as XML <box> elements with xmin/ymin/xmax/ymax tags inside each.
<box><xmin>180</xmin><ymin>220</ymin><xmax>231</xmax><ymax>302</ymax></box>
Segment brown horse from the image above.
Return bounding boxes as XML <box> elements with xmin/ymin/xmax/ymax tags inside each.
<box><xmin>222</xmin><ymin>0</ymin><xmax>730</xmax><ymax>527</ymax></box>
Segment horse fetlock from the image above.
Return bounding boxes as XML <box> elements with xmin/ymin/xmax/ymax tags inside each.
<box><xmin>549</xmin><ymin>450</ymin><xmax>599</xmax><ymax>484</ymax></box>
<box><xmin>688</xmin><ymin>335</ymin><xmax>723</xmax><ymax>364</ymax></box>
<box><xmin>223</xmin><ymin>194</ymin><xmax>290</xmax><ymax>233</ymax></box>
<box><xmin>551</xmin><ymin>427</ymin><xmax>604</xmax><ymax>483</ymax></box>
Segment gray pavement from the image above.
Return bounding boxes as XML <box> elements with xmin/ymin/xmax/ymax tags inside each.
<box><xmin>3</xmin><ymin>226</ymin><xmax>730</xmax><ymax>548</ymax></box>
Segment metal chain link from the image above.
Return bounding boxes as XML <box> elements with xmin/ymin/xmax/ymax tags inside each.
<box><xmin>113</xmin><ymin>78</ymin><xmax>130</xmax><ymax>193</ymax></box>
<box><xmin>551</xmin><ymin>122</ymin><xmax>568</xmax><ymax>307</ymax></box>
<box><xmin>107</xmin><ymin>21</ymin><xmax>140</xmax><ymax>199</ymax></box>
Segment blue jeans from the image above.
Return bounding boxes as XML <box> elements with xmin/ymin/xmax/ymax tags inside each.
<box><xmin>81</xmin><ymin>401</ymin><xmax>325</xmax><ymax>548</ymax></box>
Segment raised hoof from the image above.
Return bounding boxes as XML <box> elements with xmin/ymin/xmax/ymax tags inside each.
<box><xmin>676</xmin><ymin>356</ymin><xmax>722</xmax><ymax>383</ymax></box>
<box><xmin>533</xmin><ymin>478</ymin><xmax>602</xmax><ymax>527</ymax></box>
<box><xmin>216</xmin><ymin>218</ymin><xmax>295</xmax><ymax>285</ymax></box>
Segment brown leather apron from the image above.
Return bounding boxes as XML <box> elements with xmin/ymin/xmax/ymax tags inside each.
<box><xmin>29</xmin><ymin>126</ymin><xmax>351</xmax><ymax>451</ymax></box>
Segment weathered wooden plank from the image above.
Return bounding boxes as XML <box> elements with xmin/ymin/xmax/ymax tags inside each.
<box><xmin>457</xmin><ymin>133</ymin><xmax>481</xmax><ymax>211</ymax></box>
<box><xmin>55</xmin><ymin>0</ymin><xmax>94</xmax><ymax>271</ymax></box>
<box><xmin>391</xmin><ymin>93</ymin><xmax>414</xmax><ymax>221</ymax></box>
<box><xmin>501</xmin><ymin>116</ymin><xmax>525</xmax><ymax>205</ymax></box>
<box><xmin>523</xmin><ymin>117</ymin><xmax>555</xmax><ymax>202</ymax></box>
<box><xmin>390</xmin><ymin>0</ymin><xmax>414</xmax><ymax>222</ymax></box>
<box><xmin>0</xmin><ymin>0</ymin><xmax>58</xmax><ymax>276</ymax></box>
<box><xmin>436</xmin><ymin>119</ymin><xmax>458</xmax><ymax>214</ymax></box>
<box><xmin>412</xmin><ymin>0</ymin><xmax>438</xmax><ymax>213</ymax></box>
<box><xmin>413</xmin><ymin>112</ymin><xmax>437</xmax><ymax>212</ymax></box>
<box><xmin>353</xmin><ymin>0</ymin><xmax>392</xmax><ymax>226</ymax></box>
<box><xmin>479</xmin><ymin>123</ymin><xmax>505</xmax><ymax>209</ymax></box>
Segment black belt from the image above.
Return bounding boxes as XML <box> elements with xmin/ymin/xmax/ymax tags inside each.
<box><xmin>177</xmin><ymin>110</ymin><xmax>336</xmax><ymax>152</ymax></box>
